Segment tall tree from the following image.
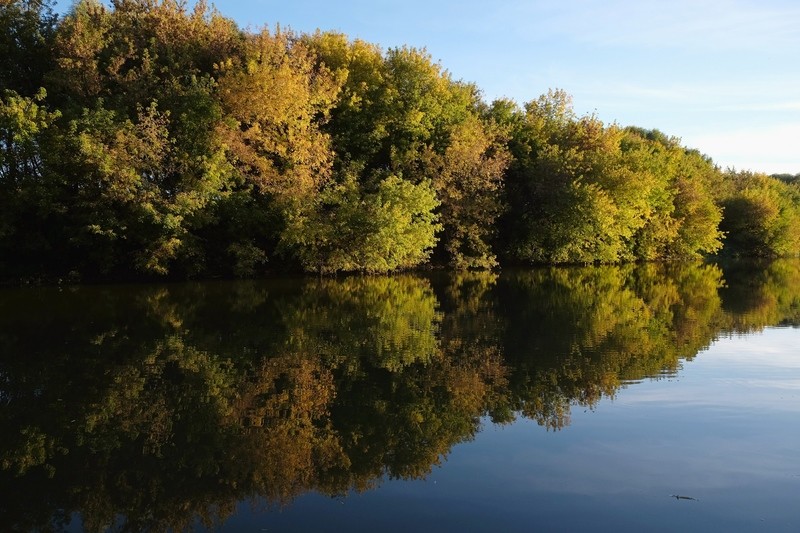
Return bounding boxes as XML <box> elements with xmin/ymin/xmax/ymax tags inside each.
<box><xmin>496</xmin><ymin>92</ymin><xmax>723</xmax><ymax>264</ymax></box>
<box><xmin>212</xmin><ymin>29</ymin><xmax>340</xmax><ymax>274</ymax></box>
<box><xmin>305</xmin><ymin>33</ymin><xmax>508</xmax><ymax>269</ymax></box>
<box><xmin>0</xmin><ymin>89</ymin><xmax>65</xmax><ymax>278</ymax></box>
<box><xmin>43</xmin><ymin>0</ymin><xmax>249</xmax><ymax>276</ymax></box>
<box><xmin>0</xmin><ymin>0</ymin><xmax>58</xmax><ymax>96</ymax></box>
<box><xmin>425</xmin><ymin>114</ymin><xmax>510</xmax><ymax>268</ymax></box>
<box><xmin>281</xmin><ymin>174</ymin><xmax>441</xmax><ymax>274</ymax></box>
<box><xmin>720</xmin><ymin>171</ymin><xmax>800</xmax><ymax>257</ymax></box>
<box><xmin>621</xmin><ymin>128</ymin><xmax>723</xmax><ymax>259</ymax></box>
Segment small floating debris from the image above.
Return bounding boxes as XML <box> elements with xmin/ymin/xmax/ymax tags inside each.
<box><xmin>670</xmin><ymin>494</ymin><xmax>699</xmax><ymax>501</ymax></box>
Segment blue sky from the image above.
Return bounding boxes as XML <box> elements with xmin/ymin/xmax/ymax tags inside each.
<box><xmin>53</xmin><ymin>0</ymin><xmax>800</xmax><ymax>174</ymax></box>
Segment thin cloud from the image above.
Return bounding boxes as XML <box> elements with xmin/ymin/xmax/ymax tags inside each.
<box><xmin>530</xmin><ymin>0</ymin><xmax>800</xmax><ymax>51</ymax></box>
<box><xmin>715</xmin><ymin>101</ymin><xmax>800</xmax><ymax>112</ymax></box>
<box><xmin>685</xmin><ymin>123</ymin><xmax>800</xmax><ymax>173</ymax></box>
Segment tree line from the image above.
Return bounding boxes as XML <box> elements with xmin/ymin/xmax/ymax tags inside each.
<box><xmin>2</xmin><ymin>0</ymin><xmax>799</xmax><ymax>281</ymax></box>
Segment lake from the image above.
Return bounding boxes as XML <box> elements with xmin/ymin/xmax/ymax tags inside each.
<box><xmin>1</xmin><ymin>260</ymin><xmax>799</xmax><ymax>532</ymax></box>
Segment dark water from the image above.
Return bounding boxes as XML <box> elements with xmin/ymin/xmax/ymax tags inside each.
<box><xmin>1</xmin><ymin>260</ymin><xmax>799</xmax><ymax>532</ymax></box>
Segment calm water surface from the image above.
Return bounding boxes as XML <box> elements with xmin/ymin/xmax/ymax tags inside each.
<box><xmin>1</xmin><ymin>260</ymin><xmax>799</xmax><ymax>532</ymax></box>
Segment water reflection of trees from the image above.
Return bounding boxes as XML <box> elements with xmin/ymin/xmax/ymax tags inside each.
<box><xmin>719</xmin><ymin>259</ymin><xmax>800</xmax><ymax>330</ymax></box>
<box><xmin>1</xmin><ymin>260</ymin><xmax>799</xmax><ymax>531</ymax></box>
<box><xmin>498</xmin><ymin>263</ymin><xmax>727</xmax><ymax>429</ymax></box>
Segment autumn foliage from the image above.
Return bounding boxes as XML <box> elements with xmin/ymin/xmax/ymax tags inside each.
<box><xmin>1</xmin><ymin>1</ymin><xmax>798</xmax><ymax>281</ymax></box>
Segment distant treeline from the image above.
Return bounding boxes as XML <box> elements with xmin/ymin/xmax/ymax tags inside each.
<box><xmin>2</xmin><ymin>0</ymin><xmax>800</xmax><ymax>281</ymax></box>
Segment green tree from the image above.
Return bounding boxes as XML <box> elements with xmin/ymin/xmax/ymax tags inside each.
<box><xmin>0</xmin><ymin>0</ymin><xmax>58</xmax><ymax>96</ymax></box>
<box><xmin>720</xmin><ymin>171</ymin><xmax>800</xmax><ymax>257</ymax></box>
<box><xmin>40</xmin><ymin>1</ymin><xmax>345</xmax><ymax>277</ymax></box>
<box><xmin>43</xmin><ymin>0</ymin><xmax>247</xmax><ymax>277</ymax></box>
<box><xmin>497</xmin><ymin>92</ymin><xmax>723</xmax><ymax>264</ymax></box>
<box><xmin>0</xmin><ymin>89</ymin><xmax>65</xmax><ymax>279</ymax></box>
<box><xmin>282</xmin><ymin>175</ymin><xmax>441</xmax><ymax>274</ymax></box>
<box><xmin>305</xmin><ymin>34</ymin><xmax>509</xmax><ymax>269</ymax></box>
<box><xmin>425</xmin><ymin>113</ymin><xmax>510</xmax><ymax>268</ymax></box>
<box><xmin>499</xmin><ymin>91</ymin><xmax>642</xmax><ymax>263</ymax></box>
<box><xmin>620</xmin><ymin>127</ymin><xmax>723</xmax><ymax>259</ymax></box>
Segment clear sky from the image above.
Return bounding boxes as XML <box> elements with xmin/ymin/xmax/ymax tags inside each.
<box><xmin>53</xmin><ymin>0</ymin><xmax>800</xmax><ymax>174</ymax></box>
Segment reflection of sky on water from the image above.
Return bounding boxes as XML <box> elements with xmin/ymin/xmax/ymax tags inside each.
<box><xmin>252</xmin><ymin>326</ymin><xmax>800</xmax><ymax>532</ymax></box>
<box><xmin>617</xmin><ymin>327</ymin><xmax>800</xmax><ymax>413</ymax></box>
<box><xmin>452</xmin><ymin>326</ymin><xmax>800</xmax><ymax>530</ymax></box>
<box><xmin>704</xmin><ymin>327</ymin><xmax>800</xmax><ymax>363</ymax></box>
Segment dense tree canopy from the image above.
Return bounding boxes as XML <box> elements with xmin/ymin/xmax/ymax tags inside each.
<box><xmin>0</xmin><ymin>0</ymin><xmax>797</xmax><ymax>282</ymax></box>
